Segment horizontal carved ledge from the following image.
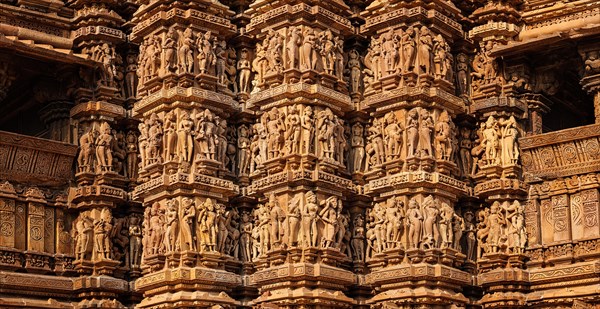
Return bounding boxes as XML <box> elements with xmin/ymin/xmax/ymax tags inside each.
<box><xmin>520</xmin><ymin>123</ymin><xmax>600</xmax><ymax>180</ymax></box>
<box><xmin>246</xmin><ymin>3</ymin><xmax>353</xmax><ymax>35</ymax></box>
<box><xmin>363</xmin><ymin>86</ymin><xmax>466</xmax><ymax>116</ymax></box>
<box><xmin>0</xmin><ymin>130</ymin><xmax>77</xmax><ymax>186</ymax></box>
<box><xmin>365</xmin><ymin>171</ymin><xmax>469</xmax><ymax>198</ymax></box>
<box><xmin>365</xmin><ymin>263</ymin><xmax>471</xmax><ymax>286</ymax></box>
<box><xmin>133</xmin><ymin>86</ymin><xmax>239</xmax><ymax>119</ymax></box>
<box><xmin>245</xmin><ymin>169</ymin><xmax>357</xmax><ymax>197</ymax></box>
<box><xmin>249</xmin><ymin>262</ymin><xmax>356</xmax><ymax>287</ymax></box>
<box><xmin>246</xmin><ymin>82</ymin><xmax>352</xmax><ymax>114</ymax></box>
<box><xmin>133</xmin><ymin>172</ymin><xmax>239</xmax><ymax>201</ymax></box>
<box><xmin>130</xmin><ymin>7</ymin><xmax>236</xmax><ymax>43</ymax></box>
<box><xmin>470</xmin><ymin>96</ymin><xmax>528</xmax><ymax>115</ymax></box>
<box><xmin>0</xmin><ymin>270</ymin><xmax>73</xmax><ymax>294</ymax></box>
<box><xmin>135</xmin><ymin>266</ymin><xmax>242</xmax><ymax>292</ymax></box>
<box><xmin>527</xmin><ymin>261</ymin><xmax>600</xmax><ymax>284</ymax></box>
<box><xmin>360</xmin><ymin>4</ymin><xmax>463</xmax><ymax>38</ymax></box>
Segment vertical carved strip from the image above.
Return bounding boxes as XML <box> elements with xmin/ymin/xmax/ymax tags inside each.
<box><xmin>28</xmin><ymin>203</ymin><xmax>45</xmax><ymax>251</ymax></box>
<box><xmin>570</xmin><ymin>193</ymin><xmax>584</xmax><ymax>240</ymax></box>
<box><xmin>540</xmin><ymin>199</ymin><xmax>553</xmax><ymax>245</ymax></box>
<box><xmin>0</xmin><ymin>198</ymin><xmax>16</xmax><ymax>247</ymax></box>
<box><xmin>44</xmin><ymin>207</ymin><xmax>55</xmax><ymax>253</ymax></box>
<box><xmin>15</xmin><ymin>203</ymin><xmax>26</xmax><ymax>250</ymax></box>
<box><xmin>581</xmin><ymin>189</ymin><xmax>599</xmax><ymax>238</ymax></box>
<box><xmin>524</xmin><ymin>199</ymin><xmax>540</xmax><ymax>246</ymax></box>
<box><xmin>551</xmin><ymin>194</ymin><xmax>571</xmax><ymax>242</ymax></box>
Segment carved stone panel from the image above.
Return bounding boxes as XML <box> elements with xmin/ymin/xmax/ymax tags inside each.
<box><xmin>540</xmin><ymin>199</ymin><xmax>554</xmax><ymax>245</ymax></box>
<box><xmin>551</xmin><ymin>194</ymin><xmax>571</xmax><ymax>243</ymax></box>
<box><xmin>524</xmin><ymin>199</ymin><xmax>540</xmax><ymax>247</ymax></box>
<box><xmin>15</xmin><ymin>203</ymin><xmax>26</xmax><ymax>250</ymax></box>
<box><xmin>581</xmin><ymin>189</ymin><xmax>600</xmax><ymax>239</ymax></box>
<box><xmin>27</xmin><ymin>203</ymin><xmax>45</xmax><ymax>252</ymax></box>
<box><xmin>0</xmin><ymin>198</ymin><xmax>16</xmax><ymax>248</ymax></box>
<box><xmin>570</xmin><ymin>193</ymin><xmax>584</xmax><ymax>241</ymax></box>
<box><xmin>44</xmin><ymin>207</ymin><xmax>55</xmax><ymax>254</ymax></box>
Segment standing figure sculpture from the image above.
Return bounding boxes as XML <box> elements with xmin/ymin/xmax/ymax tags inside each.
<box><xmin>286</xmin><ymin>26</ymin><xmax>302</xmax><ymax>70</ymax></box>
<box><xmin>406</xmin><ymin>108</ymin><xmax>419</xmax><ymax>158</ymax></box>
<box><xmin>238</xmin><ymin>49</ymin><xmax>252</xmax><ymax>94</ymax></box>
<box><xmin>93</xmin><ymin>208</ymin><xmax>113</xmax><ymax>260</ymax></box>
<box><xmin>301</xmin><ymin>106</ymin><xmax>314</xmax><ymax>154</ymax></box>
<box><xmin>164</xmin><ymin>199</ymin><xmax>179</xmax><ymax>252</ymax></box>
<box><xmin>351</xmin><ymin>214</ymin><xmax>366</xmax><ymax>262</ymax></box>
<box><xmin>96</xmin><ymin>122</ymin><xmax>114</xmax><ymax>173</ymax></box>
<box><xmin>421</xmin><ymin>195</ymin><xmax>439</xmax><ymax>249</ymax></box>
<box><xmin>406</xmin><ymin>198</ymin><xmax>423</xmax><ymax>249</ymax></box>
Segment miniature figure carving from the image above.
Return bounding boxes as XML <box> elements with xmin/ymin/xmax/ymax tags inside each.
<box><xmin>163</xmin><ymin>111</ymin><xmax>178</xmax><ymax>162</ymax></box>
<box><xmin>421</xmin><ymin>195</ymin><xmax>439</xmax><ymax>250</ymax></box>
<box><xmin>347</xmin><ymin>49</ymin><xmax>362</xmax><ymax>94</ymax></box>
<box><xmin>197</xmin><ymin>31</ymin><xmax>216</xmax><ymax>75</ymax></box>
<box><xmin>434</xmin><ymin>111</ymin><xmax>452</xmax><ymax>161</ymax></box>
<box><xmin>350</xmin><ymin>123</ymin><xmax>365</xmax><ymax>173</ymax></box>
<box><xmin>180</xmin><ymin>197</ymin><xmax>196</xmax><ymax>251</ymax></box>
<box><xmin>286</xmin><ymin>26</ymin><xmax>302</xmax><ymax>70</ymax></box>
<box><xmin>162</xmin><ymin>27</ymin><xmax>178</xmax><ymax>74</ymax></box>
<box><xmin>74</xmin><ymin>213</ymin><xmax>93</xmax><ymax>260</ymax></box>
<box><xmin>351</xmin><ymin>214</ymin><xmax>366</xmax><ymax>262</ymax></box>
<box><xmin>164</xmin><ymin>199</ymin><xmax>179</xmax><ymax>253</ymax></box>
<box><xmin>96</xmin><ymin>122</ymin><xmax>114</xmax><ymax>173</ymax></box>
<box><xmin>383</xmin><ymin>112</ymin><xmax>403</xmax><ymax>161</ymax></box>
<box><xmin>301</xmin><ymin>106</ymin><xmax>314</xmax><ymax>154</ymax></box>
<box><xmin>417</xmin><ymin>109</ymin><xmax>434</xmax><ymax>158</ymax></box>
<box><xmin>78</xmin><ymin>127</ymin><xmax>98</xmax><ymax>173</ymax></box>
<box><xmin>301</xmin><ymin>28</ymin><xmax>318</xmax><ymax>71</ymax></box>
<box><xmin>128</xmin><ymin>215</ymin><xmax>142</xmax><ymax>268</ymax></box>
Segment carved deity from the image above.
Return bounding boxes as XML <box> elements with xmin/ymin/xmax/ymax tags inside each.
<box><xmin>286</xmin><ymin>26</ymin><xmax>302</xmax><ymax>70</ymax></box>
<box><xmin>180</xmin><ymin>197</ymin><xmax>196</xmax><ymax>251</ymax></box>
<box><xmin>481</xmin><ymin>116</ymin><xmax>499</xmax><ymax>165</ymax></box>
<box><xmin>406</xmin><ymin>108</ymin><xmax>419</xmax><ymax>158</ymax></box>
<box><xmin>238</xmin><ymin>49</ymin><xmax>252</xmax><ymax>94</ymax></box>
<box><xmin>303</xmin><ymin>191</ymin><xmax>319</xmax><ymax>247</ymax></box>
<box><xmin>439</xmin><ymin>202</ymin><xmax>455</xmax><ymax>249</ymax></box>
<box><xmin>178</xmin><ymin>28</ymin><xmax>195</xmax><ymax>74</ymax></box>
<box><xmin>317</xmin><ymin>108</ymin><xmax>336</xmax><ymax>160</ymax></box>
<box><xmin>319</xmin><ymin>196</ymin><xmax>339</xmax><ymax>248</ymax></box>
<box><xmin>237</xmin><ymin>125</ymin><xmax>251</xmax><ymax>175</ymax></box>
<box><xmin>347</xmin><ymin>49</ymin><xmax>362</xmax><ymax>94</ymax></box>
<box><xmin>147</xmin><ymin>113</ymin><xmax>163</xmax><ymax>165</ymax></box>
<box><xmin>384</xmin><ymin>197</ymin><xmax>404</xmax><ymax>249</ymax></box>
<box><xmin>456</xmin><ymin>53</ymin><xmax>469</xmax><ymax>96</ymax></box>
<box><xmin>320</xmin><ymin>30</ymin><xmax>336</xmax><ymax>75</ymax></box>
<box><xmin>402</xmin><ymin>26</ymin><xmax>417</xmax><ymax>72</ymax></box>
<box><xmin>406</xmin><ymin>198</ymin><xmax>423</xmax><ymax>249</ymax></box>
<box><xmin>162</xmin><ymin>27</ymin><xmax>178</xmax><ymax>74</ymax></box>
<box><xmin>125</xmin><ymin>53</ymin><xmax>138</xmax><ymax>98</ymax></box>
<box><xmin>78</xmin><ymin>127</ymin><xmax>98</xmax><ymax>173</ymax></box>
<box><xmin>93</xmin><ymin>208</ymin><xmax>113</xmax><ymax>260</ymax></box>
<box><xmin>215</xmin><ymin>40</ymin><xmax>228</xmax><ymax>84</ymax></box>
<box><xmin>195</xmin><ymin>109</ymin><xmax>216</xmax><ymax>160</ymax></box>
<box><xmin>464</xmin><ymin>211</ymin><xmax>476</xmax><ymax>260</ymax></box>
<box><xmin>499</xmin><ymin>116</ymin><xmax>519</xmax><ymax>166</ymax></box>
<box><xmin>266</xmin><ymin>108</ymin><xmax>285</xmax><ymax>159</ymax></box>
<box><xmin>74</xmin><ymin>213</ymin><xmax>93</xmax><ymax>260</ymax></box>
<box><xmin>334</xmin><ymin>36</ymin><xmax>345</xmax><ymax>80</ymax></box>
<box><xmin>197</xmin><ymin>198</ymin><xmax>217</xmax><ymax>252</ymax></box>
<box><xmin>301</xmin><ymin>106</ymin><xmax>314</xmax><ymax>154</ymax></box>
<box><xmin>197</xmin><ymin>31</ymin><xmax>215</xmax><ymax>75</ymax></box>
<box><xmin>287</xmin><ymin>194</ymin><xmax>302</xmax><ymax>247</ymax></box>
<box><xmin>421</xmin><ymin>195</ymin><xmax>439</xmax><ymax>250</ymax></box>
<box><xmin>125</xmin><ymin>131</ymin><xmax>138</xmax><ymax>179</ymax></box>
<box><xmin>301</xmin><ymin>28</ymin><xmax>318</xmax><ymax>71</ymax></box>
<box><xmin>434</xmin><ymin>111</ymin><xmax>452</xmax><ymax>161</ymax></box>
<box><xmin>96</xmin><ymin>122</ymin><xmax>114</xmax><ymax>173</ymax></box>
<box><xmin>164</xmin><ymin>199</ymin><xmax>179</xmax><ymax>253</ymax></box>
<box><xmin>383</xmin><ymin>112</ymin><xmax>403</xmax><ymax>161</ymax></box>
<box><xmin>240</xmin><ymin>211</ymin><xmax>253</xmax><ymax>262</ymax></box>
<box><xmin>382</xmin><ymin>28</ymin><xmax>399</xmax><ymax>75</ymax></box>
<box><xmin>163</xmin><ymin>111</ymin><xmax>178</xmax><ymax>161</ymax></box>
<box><xmin>252</xmin><ymin>43</ymin><xmax>268</xmax><ymax>85</ymax></box>
<box><xmin>351</xmin><ymin>214</ymin><xmax>366</xmax><ymax>262</ymax></box>
<box><xmin>285</xmin><ymin>105</ymin><xmax>301</xmax><ymax>155</ymax></box>
<box><xmin>417</xmin><ymin>109</ymin><xmax>434</xmax><ymax>158</ymax></box>
<box><xmin>367</xmin><ymin>118</ymin><xmax>385</xmax><ymax>166</ymax></box>
<box><xmin>128</xmin><ymin>215</ymin><xmax>142</xmax><ymax>268</ymax></box>
<box><xmin>350</xmin><ymin>123</ymin><xmax>365</xmax><ymax>173</ymax></box>
<box><xmin>148</xmin><ymin>202</ymin><xmax>165</xmax><ymax>255</ymax></box>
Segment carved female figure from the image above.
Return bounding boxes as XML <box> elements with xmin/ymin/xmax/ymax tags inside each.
<box><xmin>128</xmin><ymin>215</ymin><xmax>142</xmax><ymax>268</ymax></box>
<box><xmin>287</xmin><ymin>194</ymin><xmax>302</xmax><ymax>246</ymax></box>
<box><xmin>481</xmin><ymin>116</ymin><xmax>499</xmax><ymax>165</ymax></box>
<box><xmin>125</xmin><ymin>131</ymin><xmax>138</xmax><ymax>179</ymax></box>
<box><xmin>421</xmin><ymin>196</ymin><xmax>439</xmax><ymax>249</ymax></box>
<box><xmin>334</xmin><ymin>36</ymin><xmax>344</xmax><ymax>80</ymax></box>
<box><xmin>240</xmin><ymin>211</ymin><xmax>253</xmax><ymax>262</ymax></box>
<box><xmin>74</xmin><ymin>214</ymin><xmax>93</xmax><ymax>260</ymax></box>
<box><xmin>432</xmin><ymin>34</ymin><xmax>447</xmax><ymax>79</ymax></box>
<box><xmin>417</xmin><ymin>109</ymin><xmax>434</xmax><ymax>157</ymax></box>
<box><xmin>347</xmin><ymin>49</ymin><xmax>362</xmax><ymax>94</ymax></box>
<box><xmin>257</xmin><ymin>204</ymin><xmax>271</xmax><ymax>254</ymax></box>
<box><xmin>401</xmin><ymin>26</ymin><xmax>416</xmax><ymax>72</ymax></box>
<box><xmin>268</xmin><ymin>194</ymin><xmax>286</xmax><ymax>246</ymax></box>
<box><xmin>458</xmin><ymin>127</ymin><xmax>472</xmax><ymax>177</ymax></box>
<box><xmin>383</xmin><ymin>112</ymin><xmax>403</xmax><ymax>160</ymax></box>
<box><xmin>215</xmin><ymin>40</ymin><xmax>228</xmax><ymax>84</ymax></box>
<box><xmin>320</xmin><ymin>30</ymin><xmax>336</xmax><ymax>75</ymax></box>
<box><xmin>417</xmin><ymin>26</ymin><xmax>433</xmax><ymax>75</ymax></box>
<box><xmin>305</xmin><ymin>191</ymin><xmax>319</xmax><ymax>247</ymax></box>
<box><xmin>96</xmin><ymin>122</ymin><xmax>114</xmax><ymax>172</ymax></box>
<box><xmin>180</xmin><ymin>197</ymin><xmax>196</xmax><ymax>251</ymax></box>
<box><xmin>237</xmin><ymin>125</ymin><xmax>251</xmax><ymax>175</ymax></box>
<box><xmin>197</xmin><ymin>31</ymin><xmax>215</xmax><ymax>75</ymax></box>
<box><xmin>238</xmin><ymin>49</ymin><xmax>251</xmax><ymax>94</ymax></box>
<box><xmin>434</xmin><ymin>111</ymin><xmax>451</xmax><ymax>160</ymax></box>
<box><xmin>456</xmin><ymin>53</ymin><xmax>469</xmax><ymax>96</ymax></box>
<box><xmin>301</xmin><ymin>28</ymin><xmax>318</xmax><ymax>71</ymax></box>
<box><xmin>370</xmin><ymin>37</ymin><xmax>382</xmax><ymax>80</ymax></box>
<box><xmin>286</xmin><ymin>26</ymin><xmax>302</xmax><ymax>70</ymax></box>
<box><xmin>214</xmin><ymin>116</ymin><xmax>228</xmax><ymax>164</ymax></box>
<box><xmin>149</xmin><ymin>202</ymin><xmax>164</xmax><ymax>255</ymax></box>
<box><xmin>138</xmin><ymin>122</ymin><xmax>148</xmax><ymax>168</ymax></box>
<box><xmin>350</xmin><ymin>123</ymin><xmax>365</xmax><ymax>173</ymax></box>
<box><xmin>198</xmin><ymin>198</ymin><xmax>217</xmax><ymax>252</ymax></box>
<box><xmin>252</xmin><ymin>44</ymin><xmax>268</xmax><ymax>85</ymax></box>
<box><xmin>163</xmin><ymin>111</ymin><xmax>177</xmax><ymax>161</ymax></box>
<box><xmin>93</xmin><ymin>208</ymin><xmax>113</xmax><ymax>260</ymax></box>
<box><xmin>125</xmin><ymin>53</ymin><xmax>138</xmax><ymax>98</ymax></box>
<box><xmin>78</xmin><ymin>127</ymin><xmax>97</xmax><ymax>172</ymax></box>
<box><xmin>301</xmin><ymin>106</ymin><xmax>314</xmax><ymax>154</ymax></box>
<box><xmin>164</xmin><ymin>199</ymin><xmax>179</xmax><ymax>252</ymax></box>
<box><xmin>382</xmin><ymin>29</ymin><xmax>398</xmax><ymax>75</ymax></box>
<box><xmin>162</xmin><ymin>27</ymin><xmax>178</xmax><ymax>74</ymax></box>
<box><xmin>368</xmin><ymin>118</ymin><xmax>385</xmax><ymax>165</ymax></box>
<box><xmin>176</xmin><ymin>111</ymin><xmax>194</xmax><ymax>163</ymax></box>
<box><xmin>464</xmin><ymin>211</ymin><xmax>476</xmax><ymax>260</ymax></box>
<box><xmin>439</xmin><ymin>202</ymin><xmax>454</xmax><ymax>249</ymax></box>
<box><xmin>384</xmin><ymin>198</ymin><xmax>402</xmax><ymax>249</ymax></box>
<box><xmin>317</xmin><ymin>109</ymin><xmax>335</xmax><ymax>159</ymax></box>
<box><xmin>499</xmin><ymin>116</ymin><xmax>519</xmax><ymax>166</ymax></box>
<box><xmin>319</xmin><ymin>196</ymin><xmax>339</xmax><ymax>248</ymax></box>
<box><xmin>178</xmin><ymin>28</ymin><xmax>194</xmax><ymax>74</ymax></box>
<box><xmin>406</xmin><ymin>108</ymin><xmax>419</xmax><ymax>158</ymax></box>
<box><xmin>351</xmin><ymin>214</ymin><xmax>365</xmax><ymax>262</ymax></box>
<box><xmin>487</xmin><ymin>202</ymin><xmax>505</xmax><ymax>254</ymax></box>
<box><xmin>285</xmin><ymin>105</ymin><xmax>301</xmax><ymax>155</ymax></box>
<box><xmin>215</xmin><ymin>204</ymin><xmax>229</xmax><ymax>253</ymax></box>
<box><xmin>406</xmin><ymin>198</ymin><xmax>423</xmax><ymax>249</ymax></box>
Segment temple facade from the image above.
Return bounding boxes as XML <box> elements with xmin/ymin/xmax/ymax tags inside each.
<box><xmin>0</xmin><ymin>0</ymin><xmax>599</xmax><ymax>308</ymax></box>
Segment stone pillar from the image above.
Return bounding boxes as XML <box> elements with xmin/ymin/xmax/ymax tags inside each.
<box><xmin>579</xmin><ymin>45</ymin><xmax>600</xmax><ymax>124</ymax></box>
<box><xmin>129</xmin><ymin>1</ymin><xmax>241</xmax><ymax>308</ymax></box>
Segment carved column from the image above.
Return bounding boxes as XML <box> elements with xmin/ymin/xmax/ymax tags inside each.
<box><xmin>579</xmin><ymin>44</ymin><xmax>600</xmax><ymax>124</ymax></box>
<box><xmin>129</xmin><ymin>1</ymin><xmax>241</xmax><ymax>308</ymax></box>
<box><xmin>358</xmin><ymin>0</ymin><xmax>474</xmax><ymax>307</ymax></box>
<box><xmin>241</xmin><ymin>1</ymin><xmax>359</xmax><ymax>307</ymax></box>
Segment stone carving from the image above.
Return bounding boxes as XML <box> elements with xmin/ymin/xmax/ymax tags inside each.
<box><xmin>73</xmin><ymin>213</ymin><xmax>93</xmax><ymax>260</ymax></box>
<box><xmin>93</xmin><ymin>208</ymin><xmax>113</xmax><ymax>260</ymax></box>
<box><xmin>350</xmin><ymin>123</ymin><xmax>365</xmax><ymax>173</ymax></box>
<box><xmin>128</xmin><ymin>215</ymin><xmax>142</xmax><ymax>269</ymax></box>
<box><xmin>238</xmin><ymin>49</ymin><xmax>252</xmax><ymax>94</ymax></box>
<box><xmin>477</xmin><ymin>200</ymin><xmax>527</xmax><ymax>257</ymax></box>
